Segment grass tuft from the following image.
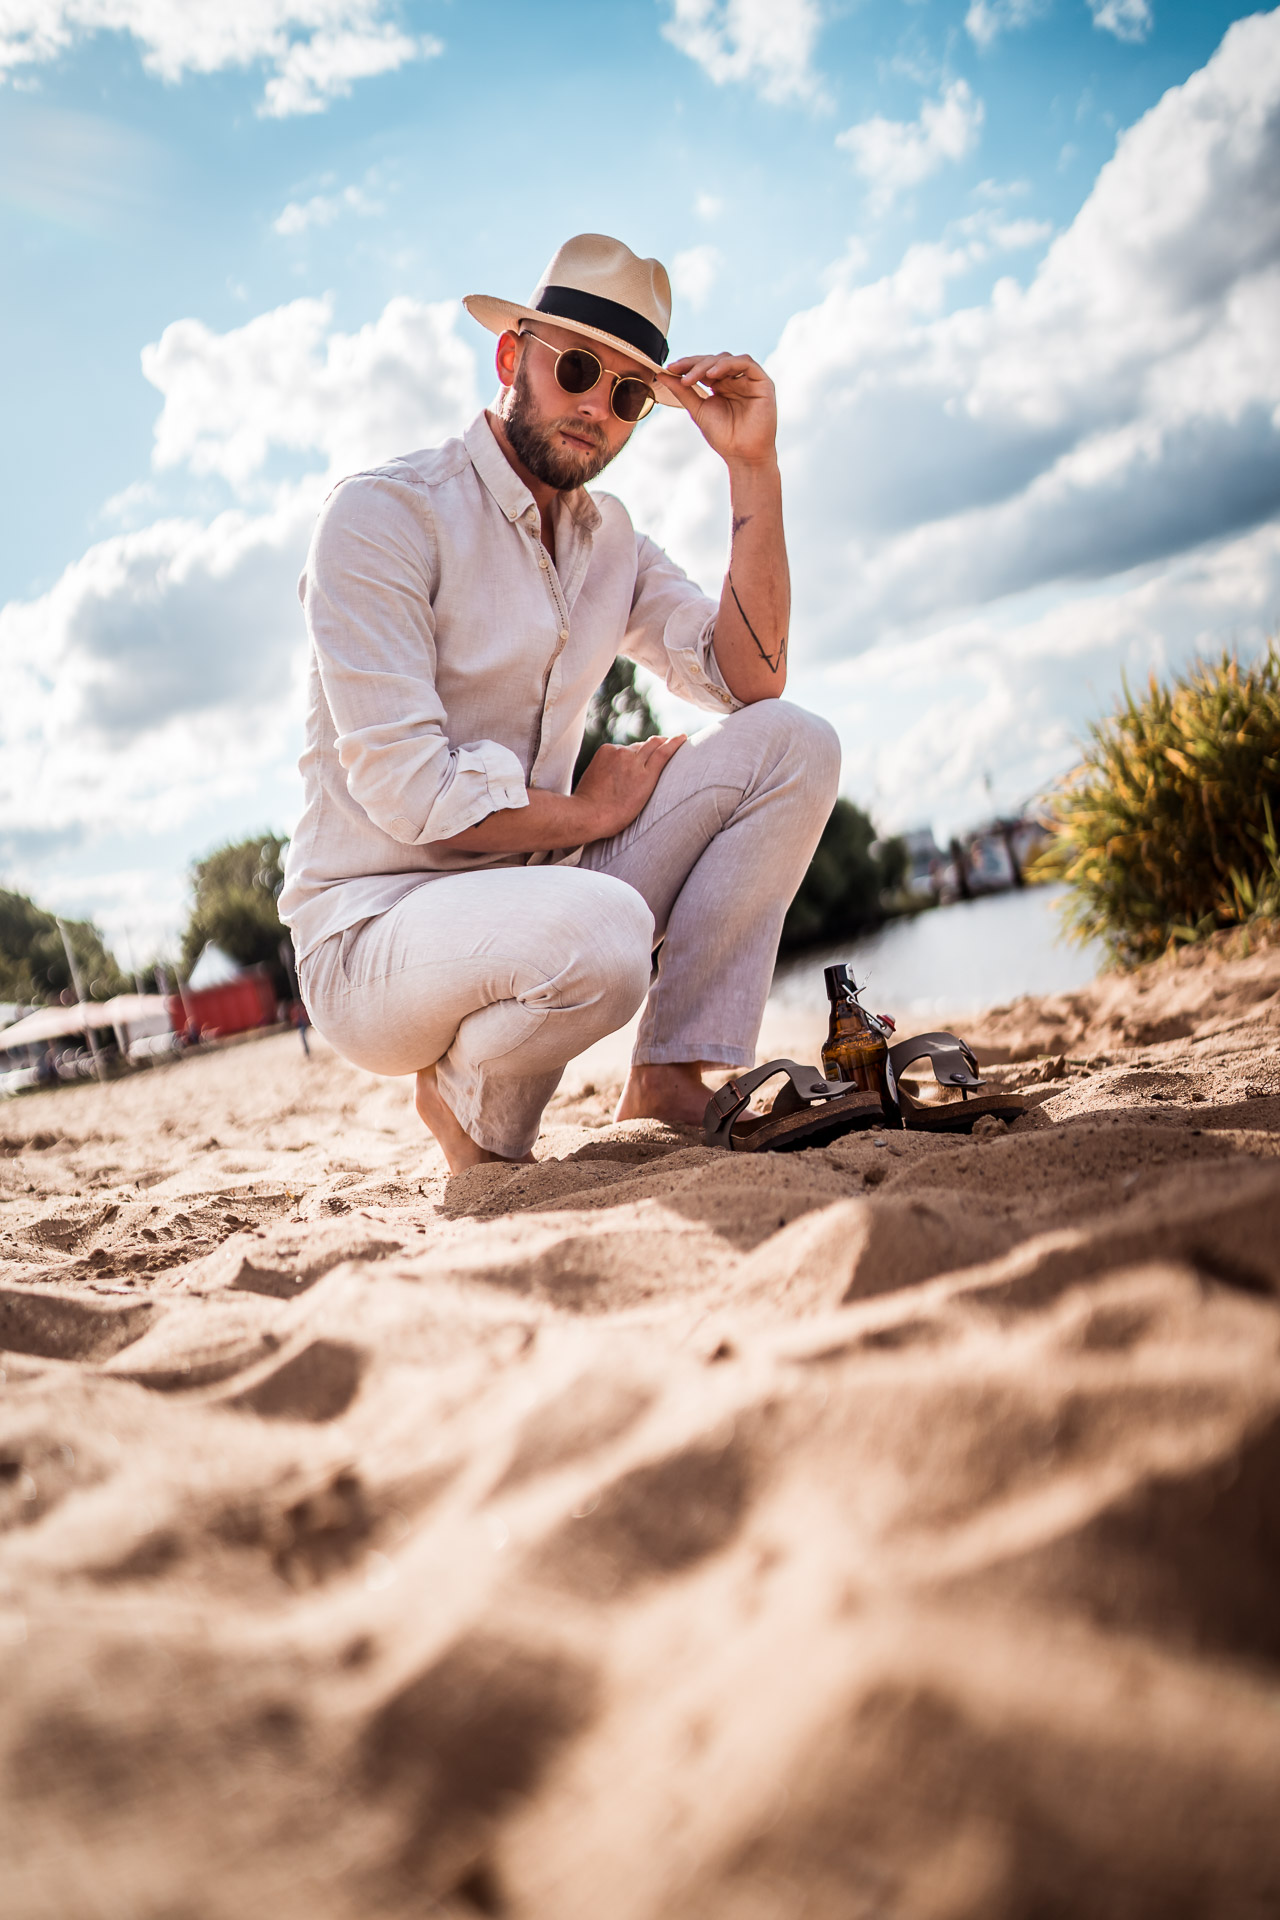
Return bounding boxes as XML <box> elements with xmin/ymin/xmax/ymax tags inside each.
<box><xmin>1036</xmin><ymin>645</ymin><xmax>1280</xmax><ymax>969</ymax></box>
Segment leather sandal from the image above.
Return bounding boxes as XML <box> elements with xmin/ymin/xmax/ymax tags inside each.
<box><xmin>703</xmin><ymin>1059</ymin><xmax>888</xmax><ymax>1152</ymax></box>
<box><xmin>887</xmin><ymin>1031</ymin><xmax>1028</xmax><ymax>1132</ymax></box>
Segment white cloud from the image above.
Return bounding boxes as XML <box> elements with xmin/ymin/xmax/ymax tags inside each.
<box><xmin>142</xmin><ymin>295</ymin><xmax>477</xmax><ymax>494</ymax></box>
<box><xmin>764</xmin><ymin>8</ymin><xmax>1280</xmax><ymax>652</ymax></box>
<box><xmin>964</xmin><ymin>0</ymin><xmax>1047</xmax><ymax>49</ymax></box>
<box><xmin>694</xmin><ymin>191</ymin><xmax>724</xmax><ymax>221</ymax></box>
<box><xmin>823</xmin><ymin>521</ymin><xmax>1280</xmax><ymax>836</ymax></box>
<box><xmin>607</xmin><ymin>10</ymin><xmax>1280</xmax><ymax>828</ymax></box>
<box><xmin>0</xmin><ymin>297</ymin><xmax>478</xmax><ymax>875</ymax></box>
<box><xmin>1088</xmin><ymin>0</ymin><xmax>1153</xmax><ymax>44</ymax></box>
<box><xmin>661</xmin><ymin>0</ymin><xmax>828</xmax><ymax>107</ymax></box>
<box><xmin>837</xmin><ymin>80</ymin><xmax>984</xmax><ymax>208</ymax></box>
<box><xmin>0</xmin><ymin>2</ymin><xmax>442</xmax><ymax>116</ymax></box>
<box><xmin>273</xmin><ymin>180</ymin><xmax>382</xmax><ymax>235</ymax></box>
<box><xmin>671</xmin><ymin>244</ymin><xmax>724</xmax><ymax>312</ymax></box>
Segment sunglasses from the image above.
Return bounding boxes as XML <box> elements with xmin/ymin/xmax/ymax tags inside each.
<box><xmin>519</xmin><ymin>329</ymin><xmax>657</xmax><ymax>423</ymax></box>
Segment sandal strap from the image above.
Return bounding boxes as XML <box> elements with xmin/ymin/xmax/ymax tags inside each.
<box><xmin>703</xmin><ymin>1059</ymin><xmax>848</xmax><ymax>1148</ymax></box>
<box><xmin>886</xmin><ymin>1031</ymin><xmax>983</xmax><ymax>1102</ymax></box>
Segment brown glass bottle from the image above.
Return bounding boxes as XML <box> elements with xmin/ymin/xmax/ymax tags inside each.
<box><xmin>821</xmin><ymin>964</ymin><xmax>896</xmax><ymax>1119</ymax></box>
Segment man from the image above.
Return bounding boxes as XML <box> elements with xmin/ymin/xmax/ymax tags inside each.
<box><xmin>280</xmin><ymin>233</ymin><xmax>839</xmax><ymax>1174</ymax></box>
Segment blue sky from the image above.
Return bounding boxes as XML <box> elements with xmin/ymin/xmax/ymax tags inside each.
<box><xmin>3</xmin><ymin>0</ymin><xmax>1278</xmax><ymax>960</ymax></box>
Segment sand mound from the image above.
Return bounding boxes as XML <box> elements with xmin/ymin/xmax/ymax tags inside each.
<box><xmin>2</xmin><ymin>942</ymin><xmax>1279</xmax><ymax>1918</ymax></box>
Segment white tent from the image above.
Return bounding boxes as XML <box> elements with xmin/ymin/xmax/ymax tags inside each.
<box><xmin>187</xmin><ymin>943</ymin><xmax>245</xmax><ymax>990</ymax></box>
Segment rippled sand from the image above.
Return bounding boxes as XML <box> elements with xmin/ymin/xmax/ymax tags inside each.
<box><xmin>2</xmin><ymin>933</ymin><xmax>1279</xmax><ymax>1919</ymax></box>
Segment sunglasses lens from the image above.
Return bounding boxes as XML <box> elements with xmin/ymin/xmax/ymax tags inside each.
<box><xmin>613</xmin><ymin>378</ymin><xmax>655</xmax><ymax>423</ymax></box>
<box><xmin>554</xmin><ymin>348</ymin><xmax>602</xmax><ymax>395</ymax></box>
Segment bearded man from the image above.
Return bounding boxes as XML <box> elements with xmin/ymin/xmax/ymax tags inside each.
<box><xmin>279</xmin><ymin>233</ymin><xmax>839</xmax><ymax>1173</ymax></box>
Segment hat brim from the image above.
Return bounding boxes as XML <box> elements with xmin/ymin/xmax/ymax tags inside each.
<box><xmin>463</xmin><ymin>294</ymin><xmax>683</xmax><ymax>409</ymax></box>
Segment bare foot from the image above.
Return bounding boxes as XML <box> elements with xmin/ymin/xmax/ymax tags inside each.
<box><xmin>614</xmin><ymin>1061</ymin><xmax>714</xmax><ymax>1128</ymax></box>
<box><xmin>415</xmin><ymin>1066</ymin><xmax>535</xmax><ymax>1176</ymax></box>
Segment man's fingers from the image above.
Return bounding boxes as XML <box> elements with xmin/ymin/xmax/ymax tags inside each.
<box><xmin>667</xmin><ymin>352</ymin><xmax>762</xmax><ymax>386</ymax></box>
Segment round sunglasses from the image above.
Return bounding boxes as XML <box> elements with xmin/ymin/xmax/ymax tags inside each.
<box><xmin>519</xmin><ymin>329</ymin><xmax>657</xmax><ymax>423</ymax></box>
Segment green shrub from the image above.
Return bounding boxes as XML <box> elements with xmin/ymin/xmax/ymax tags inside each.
<box><xmin>1039</xmin><ymin>647</ymin><xmax>1280</xmax><ymax>968</ymax></box>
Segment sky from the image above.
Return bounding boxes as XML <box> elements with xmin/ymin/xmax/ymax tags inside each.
<box><xmin>3</xmin><ymin>0</ymin><xmax>1279</xmax><ymax>964</ymax></box>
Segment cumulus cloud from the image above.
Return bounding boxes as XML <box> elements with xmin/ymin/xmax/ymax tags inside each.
<box><xmin>606</xmin><ymin>11</ymin><xmax>1280</xmax><ymax>826</ymax></box>
<box><xmin>0</xmin><ymin>2</ymin><xmax>442</xmax><ymax>115</ymax></box>
<box><xmin>822</xmin><ymin>520</ymin><xmax>1280</xmax><ymax>835</ymax></box>
<box><xmin>273</xmin><ymin>180</ymin><xmax>381</xmax><ymax>235</ymax></box>
<box><xmin>1088</xmin><ymin>0</ymin><xmax>1153</xmax><ymax>44</ymax></box>
<box><xmin>661</xmin><ymin>0</ymin><xmax>828</xmax><ymax>107</ymax></box>
<box><xmin>0</xmin><ymin>296</ymin><xmax>478</xmax><ymax>870</ymax></box>
<box><xmin>671</xmin><ymin>244</ymin><xmax>724</xmax><ymax>312</ymax></box>
<box><xmin>964</xmin><ymin>0</ymin><xmax>1047</xmax><ymax>49</ymax></box>
<box><xmin>142</xmin><ymin>295</ymin><xmax>478</xmax><ymax>493</ymax></box>
<box><xmin>837</xmin><ymin>81</ymin><xmax>984</xmax><ymax>209</ymax></box>
<box><xmin>763</xmin><ymin>8</ymin><xmax>1280</xmax><ymax>652</ymax></box>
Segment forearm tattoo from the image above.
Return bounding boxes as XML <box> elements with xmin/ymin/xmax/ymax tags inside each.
<box><xmin>727</xmin><ymin>571</ymin><xmax>787</xmax><ymax>674</ymax></box>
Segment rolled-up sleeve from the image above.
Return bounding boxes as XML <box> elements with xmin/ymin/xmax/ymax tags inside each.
<box><xmin>621</xmin><ymin>533</ymin><xmax>744</xmax><ymax>715</ymax></box>
<box><xmin>305</xmin><ymin>476</ymin><xmax>528</xmax><ymax>845</ymax></box>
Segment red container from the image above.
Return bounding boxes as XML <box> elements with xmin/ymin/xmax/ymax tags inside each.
<box><xmin>167</xmin><ymin>969</ymin><xmax>278</xmax><ymax>1042</ymax></box>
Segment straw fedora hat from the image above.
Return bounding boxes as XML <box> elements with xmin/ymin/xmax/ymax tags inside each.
<box><xmin>464</xmin><ymin>233</ymin><xmax>680</xmax><ymax>407</ymax></box>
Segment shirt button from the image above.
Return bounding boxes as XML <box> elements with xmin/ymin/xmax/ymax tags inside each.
<box><xmin>559</xmin><ymin>628</ymin><xmax>569</xmax><ymax>642</ymax></box>
<box><xmin>539</xmin><ymin>554</ymin><xmax>549</xmax><ymax>570</ymax></box>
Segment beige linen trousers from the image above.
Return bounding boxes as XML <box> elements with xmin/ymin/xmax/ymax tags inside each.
<box><xmin>301</xmin><ymin>699</ymin><xmax>840</xmax><ymax>1157</ymax></box>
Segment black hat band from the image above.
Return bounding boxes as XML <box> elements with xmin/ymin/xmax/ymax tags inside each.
<box><xmin>535</xmin><ymin>285</ymin><xmax>668</xmax><ymax>366</ymax></box>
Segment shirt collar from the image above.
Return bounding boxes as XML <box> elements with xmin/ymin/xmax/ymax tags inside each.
<box><xmin>464</xmin><ymin>411</ymin><xmax>603</xmax><ymax>536</ymax></box>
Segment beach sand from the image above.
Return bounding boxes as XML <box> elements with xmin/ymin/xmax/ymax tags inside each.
<box><xmin>2</xmin><ymin>932</ymin><xmax>1279</xmax><ymax>1919</ymax></box>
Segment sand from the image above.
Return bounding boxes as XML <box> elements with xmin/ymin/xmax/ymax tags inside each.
<box><xmin>2</xmin><ymin>932</ymin><xmax>1279</xmax><ymax>1920</ymax></box>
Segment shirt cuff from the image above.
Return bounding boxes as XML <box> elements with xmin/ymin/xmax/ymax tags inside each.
<box><xmin>662</xmin><ymin>600</ymin><xmax>744</xmax><ymax>713</ymax></box>
<box><xmin>391</xmin><ymin>741</ymin><xmax>529</xmax><ymax>845</ymax></box>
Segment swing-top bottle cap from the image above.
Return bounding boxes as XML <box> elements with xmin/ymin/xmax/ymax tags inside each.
<box><xmin>824</xmin><ymin>963</ymin><xmax>858</xmax><ymax>1001</ymax></box>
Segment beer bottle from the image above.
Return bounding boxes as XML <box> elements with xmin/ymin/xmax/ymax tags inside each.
<box><xmin>821</xmin><ymin>964</ymin><xmax>897</xmax><ymax>1120</ymax></box>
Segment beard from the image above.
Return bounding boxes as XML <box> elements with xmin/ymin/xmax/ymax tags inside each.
<box><xmin>498</xmin><ymin>357</ymin><xmax>617</xmax><ymax>490</ymax></box>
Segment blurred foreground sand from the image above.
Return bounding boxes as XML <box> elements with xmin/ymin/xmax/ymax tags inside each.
<box><xmin>2</xmin><ymin>935</ymin><xmax>1280</xmax><ymax>1919</ymax></box>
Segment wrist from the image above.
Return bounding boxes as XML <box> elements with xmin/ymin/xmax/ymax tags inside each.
<box><xmin>726</xmin><ymin>451</ymin><xmax>781</xmax><ymax>487</ymax></box>
<box><xmin>565</xmin><ymin>789</ymin><xmax>608</xmax><ymax>844</ymax></box>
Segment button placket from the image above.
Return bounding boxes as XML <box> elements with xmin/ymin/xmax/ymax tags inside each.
<box><xmin>529</xmin><ymin>530</ymin><xmax>573</xmax><ymax>778</ymax></box>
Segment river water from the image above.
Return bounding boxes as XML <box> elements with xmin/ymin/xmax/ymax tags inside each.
<box><xmin>768</xmin><ymin>884</ymin><xmax>1107</xmax><ymax>1023</ymax></box>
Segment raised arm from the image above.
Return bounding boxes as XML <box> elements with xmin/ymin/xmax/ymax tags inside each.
<box><xmin>659</xmin><ymin>353</ymin><xmax>789</xmax><ymax>705</ymax></box>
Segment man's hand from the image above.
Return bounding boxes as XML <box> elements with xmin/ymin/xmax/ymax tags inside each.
<box><xmin>575</xmin><ymin>734</ymin><xmax>687</xmax><ymax>842</ymax></box>
<box><xmin>658</xmin><ymin>353</ymin><xmax>778</xmax><ymax>471</ymax></box>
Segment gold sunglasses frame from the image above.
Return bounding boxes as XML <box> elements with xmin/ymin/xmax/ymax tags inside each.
<box><xmin>518</xmin><ymin>329</ymin><xmax>657</xmax><ymax>422</ymax></box>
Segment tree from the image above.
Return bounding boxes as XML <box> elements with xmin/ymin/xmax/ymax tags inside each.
<box><xmin>181</xmin><ymin>834</ymin><xmax>290</xmax><ymax>992</ymax></box>
<box><xmin>574</xmin><ymin>658</ymin><xmax>661</xmax><ymax>782</ymax></box>
<box><xmin>0</xmin><ymin>890</ymin><xmax>126</xmax><ymax>1004</ymax></box>
<box><xmin>780</xmin><ymin>799</ymin><xmax>905</xmax><ymax>953</ymax></box>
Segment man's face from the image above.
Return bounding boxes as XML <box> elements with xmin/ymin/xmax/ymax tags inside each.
<box><xmin>495</xmin><ymin>319</ymin><xmax>651</xmax><ymax>491</ymax></box>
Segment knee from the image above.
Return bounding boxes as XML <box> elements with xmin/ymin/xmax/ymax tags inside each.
<box><xmin>733</xmin><ymin>699</ymin><xmax>842</xmax><ymax>802</ymax></box>
<box><xmin>531</xmin><ymin>876</ymin><xmax>653</xmax><ymax>1025</ymax></box>
<box><xmin>589</xmin><ymin>883</ymin><xmax>655</xmax><ymax>1020</ymax></box>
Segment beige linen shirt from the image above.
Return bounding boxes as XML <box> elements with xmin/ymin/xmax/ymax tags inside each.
<box><xmin>280</xmin><ymin>411</ymin><xmax>741</xmax><ymax>962</ymax></box>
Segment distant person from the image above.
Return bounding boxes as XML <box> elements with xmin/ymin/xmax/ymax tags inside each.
<box><xmin>279</xmin><ymin>233</ymin><xmax>838</xmax><ymax>1173</ymax></box>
